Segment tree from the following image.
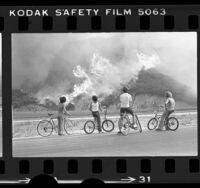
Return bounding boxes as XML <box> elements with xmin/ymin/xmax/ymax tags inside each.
<box><xmin>12</xmin><ymin>89</ymin><xmax>39</xmax><ymax>109</ymax></box>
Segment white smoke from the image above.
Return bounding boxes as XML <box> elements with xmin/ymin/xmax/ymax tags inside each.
<box><xmin>137</xmin><ymin>52</ymin><xmax>161</xmax><ymax>70</ymax></box>
<box><xmin>12</xmin><ymin>32</ymin><xmax>197</xmax><ymax>104</ymax></box>
<box><xmin>64</xmin><ymin>52</ymin><xmax>160</xmax><ymax>104</ymax></box>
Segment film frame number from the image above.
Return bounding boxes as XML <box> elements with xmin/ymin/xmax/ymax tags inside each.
<box><xmin>138</xmin><ymin>8</ymin><xmax>166</xmax><ymax>16</ymax></box>
<box><xmin>138</xmin><ymin>176</ymin><xmax>151</xmax><ymax>183</ymax></box>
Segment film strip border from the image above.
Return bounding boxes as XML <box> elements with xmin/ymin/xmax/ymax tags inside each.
<box><xmin>0</xmin><ymin>158</ymin><xmax>199</xmax><ymax>183</ymax></box>
<box><xmin>0</xmin><ymin>5</ymin><xmax>199</xmax><ymax>184</ymax></box>
<box><xmin>0</xmin><ymin>6</ymin><xmax>199</xmax><ymax>31</ymax></box>
<box><xmin>0</xmin><ymin>15</ymin><xmax>198</xmax><ymax>31</ymax></box>
<box><xmin>0</xmin><ymin>14</ymin><xmax>199</xmax><ymax>31</ymax></box>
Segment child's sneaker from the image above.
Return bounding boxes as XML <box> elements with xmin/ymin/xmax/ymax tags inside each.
<box><xmin>132</xmin><ymin>124</ymin><xmax>138</xmax><ymax>130</ymax></box>
<box><xmin>117</xmin><ymin>131</ymin><xmax>122</xmax><ymax>135</ymax></box>
<box><xmin>165</xmin><ymin>127</ymin><xmax>170</xmax><ymax>131</ymax></box>
<box><xmin>156</xmin><ymin>128</ymin><xmax>164</xmax><ymax>131</ymax></box>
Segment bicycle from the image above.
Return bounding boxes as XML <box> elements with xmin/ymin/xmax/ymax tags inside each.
<box><xmin>147</xmin><ymin>108</ymin><xmax>179</xmax><ymax>131</ymax></box>
<box><xmin>84</xmin><ymin>106</ymin><xmax>115</xmax><ymax>134</ymax></box>
<box><xmin>37</xmin><ymin>113</ymin><xmax>74</xmax><ymax>137</ymax></box>
<box><xmin>119</xmin><ymin>108</ymin><xmax>142</xmax><ymax>136</ymax></box>
<box><xmin>147</xmin><ymin>110</ymin><xmax>162</xmax><ymax>130</ymax></box>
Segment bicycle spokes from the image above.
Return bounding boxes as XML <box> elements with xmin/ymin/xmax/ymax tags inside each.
<box><xmin>84</xmin><ymin>120</ymin><xmax>96</xmax><ymax>134</ymax></box>
<box><xmin>167</xmin><ymin>117</ymin><xmax>179</xmax><ymax>131</ymax></box>
<box><xmin>37</xmin><ymin>120</ymin><xmax>53</xmax><ymax>137</ymax></box>
<box><xmin>64</xmin><ymin>120</ymin><xmax>74</xmax><ymax>135</ymax></box>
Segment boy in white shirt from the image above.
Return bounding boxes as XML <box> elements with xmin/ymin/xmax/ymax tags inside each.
<box><xmin>118</xmin><ymin>87</ymin><xmax>136</xmax><ymax>134</ymax></box>
<box><xmin>89</xmin><ymin>95</ymin><xmax>102</xmax><ymax>133</ymax></box>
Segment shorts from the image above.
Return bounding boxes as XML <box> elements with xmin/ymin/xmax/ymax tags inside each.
<box><xmin>92</xmin><ymin>111</ymin><xmax>100</xmax><ymax>119</ymax></box>
<box><xmin>120</xmin><ymin>107</ymin><xmax>134</xmax><ymax>116</ymax></box>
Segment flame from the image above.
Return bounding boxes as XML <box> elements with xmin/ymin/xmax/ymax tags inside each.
<box><xmin>64</xmin><ymin>52</ymin><xmax>160</xmax><ymax>104</ymax></box>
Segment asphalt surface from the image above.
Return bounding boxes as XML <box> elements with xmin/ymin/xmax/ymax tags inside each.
<box><xmin>13</xmin><ymin>126</ymin><xmax>197</xmax><ymax>157</ymax></box>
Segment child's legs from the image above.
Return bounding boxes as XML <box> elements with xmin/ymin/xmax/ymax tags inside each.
<box><xmin>158</xmin><ymin>111</ymin><xmax>168</xmax><ymax>129</ymax></box>
<box><xmin>166</xmin><ymin>110</ymin><xmax>174</xmax><ymax>119</ymax></box>
<box><xmin>126</xmin><ymin>108</ymin><xmax>135</xmax><ymax>125</ymax></box>
<box><xmin>96</xmin><ymin>112</ymin><xmax>102</xmax><ymax>132</ymax></box>
<box><xmin>92</xmin><ymin>112</ymin><xmax>102</xmax><ymax>132</ymax></box>
<box><xmin>58</xmin><ymin>116</ymin><xmax>64</xmax><ymax>135</ymax></box>
<box><xmin>165</xmin><ymin>110</ymin><xmax>174</xmax><ymax>128</ymax></box>
<box><xmin>119</xmin><ymin>108</ymin><xmax>125</xmax><ymax>131</ymax></box>
<box><xmin>57</xmin><ymin>117</ymin><xmax>61</xmax><ymax>134</ymax></box>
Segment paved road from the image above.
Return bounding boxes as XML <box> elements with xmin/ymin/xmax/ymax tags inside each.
<box><xmin>13</xmin><ymin>126</ymin><xmax>197</xmax><ymax>157</ymax></box>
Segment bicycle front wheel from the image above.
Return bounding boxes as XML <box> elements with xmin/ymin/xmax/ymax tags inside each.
<box><xmin>167</xmin><ymin>117</ymin><xmax>179</xmax><ymax>131</ymax></box>
<box><xmin>84</xmin><ymin>120</ymin><xmax>95</xmax><ymax>134</ymax></box>
<box><xmin>37</xmin><ymin>120</ymin><xmax>53</xmax><ymax>137</ymax></box>
<box><xmin>64</xmin><ymin>119</ymin><xmax>74</xmax><ymax>135</ymax></box>
<box><xmin>120</xmin><ymin>117</ymin><xmax>130</xmax><ymax>136</ymax></box>
<box><xmin>147</xmin><ymin>118</ymin><xmax>158</xmax><ymax>130</ymax></box>
<box><xmin>102</xmin><ymin>120</ymin><xmax>115</xmax><ymax>132</ymax></box>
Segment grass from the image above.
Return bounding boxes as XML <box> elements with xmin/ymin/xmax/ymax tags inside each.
<box><xmin>12</xmin><ymin>107</ymin><xmax>197</xmax><ymax>120</ymax></box>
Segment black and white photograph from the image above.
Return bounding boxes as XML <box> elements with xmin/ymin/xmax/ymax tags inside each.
<box><xmin>12</xmin><ymin>32</ymin><xmax>197</xmax><ymax>157</ymax></box>
<box><xmin>0</xmin><ymin>35</ymin><xmax>2</xmax><ymax>157</ymax></box>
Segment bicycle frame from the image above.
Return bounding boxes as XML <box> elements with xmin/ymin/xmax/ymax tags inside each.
<box><xmin>50</xmin><ymin>117</ymin><xmax>56</xmax><ymax>126</ymax></box>
<box><xmin>103</xmin><ymin>108</ymin><xmax>108</xmax><ymax>120</ymax></box>
<box><xmin>121</xmin><ymin>111</ymin><xmax>134</xmax><ymax>129</ymax></box>
<box><xmin>154</xmin><ymin>111</ymin><xmax>161</xmax><ymax>120</ymax></box>
<box><xmin>49</xmin><ymin>115</ymin><xmax>73</xmax><ymax>129</ymax></box>
<box><xmin>92</xmin><ymin>108</ymin><xmax>107</xmax><ymax>125</ymax></box>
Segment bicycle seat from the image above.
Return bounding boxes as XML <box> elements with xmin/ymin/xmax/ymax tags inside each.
<box><xmin>48</xmin><ymin>113</ymin><xmax>54</xmax><ymax>116</ymax></box>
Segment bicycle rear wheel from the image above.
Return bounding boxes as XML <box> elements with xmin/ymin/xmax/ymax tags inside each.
<box><xmin>37</xmin><ymin>120</ymin><xmax>53</xmax><ymax>137</ymax></box>
<box><xmin>167</xmin><ymin>117</ymin><xmax>179</xmax><ymax>131</ymax></box>
<box><xmin>64</xmin><ymin>119</ymin><xmax>74</xmax><ymax>135</ymax></box>
<box><xmin>147</xmin><ymin>118</ymin><xmax>158</xmax><ymax>130</ymax></box>
<box><xmin>84</xmin><ymin>120</ymin><xmax>95</xmax><ymax>134</ymax></box>
<box><xmin>102</xmin><ymin>120</ymin><xmax>115</xmax><ymax>132</ymax></box>
<box><xmin>120</xmin><ymin>117</ymin><xmax>130</xmax><ymax>136</ymax></box>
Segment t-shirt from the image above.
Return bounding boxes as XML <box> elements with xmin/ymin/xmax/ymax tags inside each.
<box><xmin>91</xmin><ymin>101</ymin><xmax>100</xmax><ymax>112</ymax></box>
<box><xmin>165</xmin><ymin>97</ymin><xmax>175</xmax><ymax>110</ymax></box>
<box><xmin>58</xmin><ymin>103</ymin><xmax>66</xmax><ymax>117</ymax></box>
<box><xmin>120</xmin><ymin>93</ymin><xmax>132</xmax><ymax>108</ymax></box>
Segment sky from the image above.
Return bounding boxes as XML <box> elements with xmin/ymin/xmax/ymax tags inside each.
<box><xmin>12</xmin><ymin>32</ymin><xmax>197</xmax><ymax>102</ymax></box>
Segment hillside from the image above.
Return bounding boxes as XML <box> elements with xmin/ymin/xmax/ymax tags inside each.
<box><xmin>12</xmin><ymin>68</ymin><xmax>197</xmax><ymax>111</ymax></box>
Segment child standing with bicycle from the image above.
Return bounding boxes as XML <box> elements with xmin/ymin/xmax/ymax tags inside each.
<box><xmin>118</xmin><ymin>87</ymin><xmax>137</xmax><ymax>134</ymax></box>
<box><xmin>89</xmin><ymin>95</ymin><xmax>102</xmax><ymax>133</ymax></box>
<box><xmin>157</xmin><ymin>91</ymin><xmax>175</xmax><ymax>131</ymax></box>
<box><xmin>57</xmin><ymin>96</ymin><xmax>70</xmax><ymax>136</ymax></box>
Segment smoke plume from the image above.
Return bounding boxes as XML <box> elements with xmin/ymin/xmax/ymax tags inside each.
<box><xmin>12</xmin><ymin>33</ymin><xmax>197</xmax><ymax>103</ymax></box>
